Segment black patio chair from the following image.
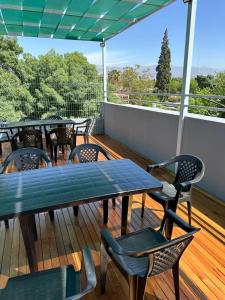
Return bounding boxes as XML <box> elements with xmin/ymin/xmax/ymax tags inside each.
<box><xmin>0</xmin><ymin>120</ymin><xmax>15</xmax><ymax>154</ymax></box>
<box><xmin>0</xmin><ymin>119</ymin><xmax>17</xmax><ymax>137</ymax></box>
<box><xmin>49</xmin><ymin>126</ymin><xmax>75</xmax><ymax>163</ymax></box>
<box><xmin>141</xmin><ymin>154</ymin><xmax>205</xmax><ymax>224</ymax></box>
<box><xmin>74</xmin><ymin>118</ymin><xmax>92</xmax><ymax>146</ymax></box>
<box><xmin>19</xmin><ymin>116</ymin><xmax>41</xmax><ymax>131</ymax></box>
<box><xmin>100</xmin><ymin>209</ymin><xmax>200</xmax><ymax>300</ymax></box>
<box><xmin>1</xmin><ymin>147</ymin><xmax>53</xmax><ymax>229</ymax></box>
<box><xmin>11</xmin><ymin>129</ymin><xmax>43</xmax><ymax>151</ymax></box>
<box><xmin>0</xmin><ymin>130</ymin><xmax>11</xmax><ymax>156</ymax></box>
<box><xmin>68</xmin><ymin>144</ymin><xmax>116</xmax><ymax>222</ymax></box>
<box><xmin>0</xmin><ymin>247</ymin><xmax>96</xmax><ymax>300</ymax></box>
<box><xmin>43</xmin><ymin>115</ymin><xmax>63</xmax><ymax>149</ymax></box>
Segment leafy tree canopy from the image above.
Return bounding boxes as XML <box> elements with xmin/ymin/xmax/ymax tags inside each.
<box><xmin>196</xmin><ymin>75</ymin><xmax>214</xmax><ymax>90</ymax></box>
<box><xmin>0</xmin><ymin>37</ymin><xmax>101</xmax><ymax>121</ymax></box>
<box><xmin>0</xmin><ymin>37</ymin><xmax>23</xmax><ymax>73</ymax></box>
<box><xmin>0</xmin><ymin>36</ymin><xmax>225</xmax><ymax>120</ymax></box>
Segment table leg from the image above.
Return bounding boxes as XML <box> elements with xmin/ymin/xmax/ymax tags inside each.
<box><xmin>73</xmin><ymin>134</ymin><xmax>77</xmax><ymax>148</ymax></box>
<box><xmin>121</xmin><ymin>195</ymin><xmax>133</xmax><ymax>235</ymax></box>
<box><xmin>103</xmin><ymin>199</ymin><xmax>108</xmax><ymax>224</ymax></box>
<box><xmin>19</xmin><ymin>215</ymin><xmax>38</xmax><ymax>273</ymax></box>
<box><xmin>31</xmin><ymin>215</ymin><xmax>38</xmax><ymax>241</ymax></box>
<box><xmin>166</xmin><ymin>199</ymin><xmax>178</xmax><ymax>240</ymax></box>
<box><xmin>141</xmin><ymin>193</ymin><xmax>146</xmax><ymax>218</ymax></box>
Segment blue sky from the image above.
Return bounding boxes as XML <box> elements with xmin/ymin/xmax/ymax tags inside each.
<box><xmin>18</xmin><ymin>0</ymin><xmax>225</xmax><ymax>69</ymax></box>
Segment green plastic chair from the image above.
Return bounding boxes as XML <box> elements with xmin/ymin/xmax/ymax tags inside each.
<box><xmin>11</xmin><ymin>129</ymin><xmax>43</xmax><ymax>151</ymax></box>
<box><xmin>1</xmin><ymin>147</ymin><xmax>52</xmax><ymax>229</ymax></box>
<box><xmin>68</xmin><ymin>143</ymin><xmax>115</xmax><ymax>223</ymax></box>
<box><xmin>73</xmin><ymin>118</ymin><xmax>92</xmax><ymax>145</ymax></box>
<box><xmin>100</xmin><ymin>210</ymin><xmax>200</xmax><ymax>300</ymax></box>
<box><xmin>141</xmin><ymin>154</ymin><xmax>205</xmax><ymax>224</ymax></box>
<box><xmin>0</xmin><ymin>248</ymin><xmax>96</xmax><ymax>300</ymax></box>
<box><xmin>43</xmin><ymin>115</ymin><xmax>63</xmax><ymax>149</ymax></box>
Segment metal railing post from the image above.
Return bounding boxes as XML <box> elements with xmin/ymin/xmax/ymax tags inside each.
<box><xmin>176</xmin><ymin>0</ymin><xmax>197</xmax><ymax>155</ymax></box>
<box><xmin>100</xmin><ymin>41</ymin><xmax>107</xmax><ymax>102</ymax></box>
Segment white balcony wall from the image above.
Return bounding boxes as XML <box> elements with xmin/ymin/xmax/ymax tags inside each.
<box><xmin>102</xmin><ymin>102</ymin><xmax>225</xmax><ymax>202</ymax></box>
<box><xmin>182</xmin><ymin>114</ymin><xmax>225</xmax><ymax>202</ymax></box>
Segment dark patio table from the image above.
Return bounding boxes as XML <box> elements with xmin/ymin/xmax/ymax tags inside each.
<box><xmin>0</xmin><ymin>119</ymin><xmax>75</xmax><ymax>130</ymax></box>
<box><xmin>0</xmin><ymin>159</ymin><xmax>162</xmax><ymax>273</ymax></box>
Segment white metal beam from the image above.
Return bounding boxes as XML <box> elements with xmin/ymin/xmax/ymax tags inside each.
<box><xmin>100</xmin><ymin>41</ymin><xmax>107</xmax><ymax>102</ymax></box>
<box><xmin>176</xmin><ymin>0</ymin><xmax>197</xmax><ymax>155</ymax></box>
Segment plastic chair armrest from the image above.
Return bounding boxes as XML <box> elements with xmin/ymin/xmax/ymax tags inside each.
<box><xmin>103</xmin><ymin>150</ymin><xmax>112</xmax><ymax>160</ymax></box>
<box><xmin>147</xmin><ymin>157</ymin><xmax>175</xmax><ymax>173</ymax></box>
<box><xmin>162</xmin><ymin>209</ymin><xmax>199</xmax><ymax>233</ymax></box>
<box><xmin>75</xmin><ymin>125</ymin><xmax>86</xmax><ymax>135</ymax></box>
<box><xmin>0</xmin><ymin>131</ymin><xmax>10</xmax><ymax>140</ymax></box>
<box><xmin>69</xmin><ymin>248</ymin><xmax>96</xmax><ymax>300</ymax></box>
<box><xmin>101</xmin><ymin>229</ymin><xmax>125</xmax><ymax>255</ymax></box>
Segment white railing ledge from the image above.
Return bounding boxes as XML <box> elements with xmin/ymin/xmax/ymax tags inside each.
<box><xmin>105</xmin><ymin>102</ymin><xmax>180</xmax><ymax>116</ymax></box>
<box><xmin>105</xmin><ymin>102</ymin><xmax>225</xmax><ymax>124</ymax></box>
<box><xmin>187</xmin><ymin>113</ymin><xmax>225</xmax><ymax>124</ymax></box>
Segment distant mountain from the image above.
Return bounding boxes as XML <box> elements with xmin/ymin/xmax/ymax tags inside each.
<box><xmin>168</xmin><ymin>65</ymin><xmax>223</xmax><ymax>78</ymax></box>
<box><xmin>96</xmin><ymin>65</ymin><xmax>224</xmax><ymax>78</ymax></box>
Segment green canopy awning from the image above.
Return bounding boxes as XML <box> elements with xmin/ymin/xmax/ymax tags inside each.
<box><xmin>0</xmin><ymin>0</ymin><xmax>174</xmax><ymax>41</ymax></box>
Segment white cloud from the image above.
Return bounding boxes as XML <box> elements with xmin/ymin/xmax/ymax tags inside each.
<box><xmin>84</xmin><ymin>50</ymin><xmax>136</xmax><ymax>66</ymax></box>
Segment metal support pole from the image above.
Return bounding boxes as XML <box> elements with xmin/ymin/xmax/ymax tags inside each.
<box><xmin>176</xmin><ymin>0</ymin><xmax>197</xmax><ymax>155</ymax></box>
<box><xmin>100</xmin><ymin>41</ymin><xmax>107</xmax><ymax>102</ymax></box>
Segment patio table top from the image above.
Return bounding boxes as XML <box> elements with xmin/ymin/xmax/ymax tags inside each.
<box><xmin>0</xmin><ymin>119</ymin><xmax>76</xmax><ymax>130</ymax></box>
<box><xmin>0</xmin><ymin>159</ymin><xmax>162</xmax><ymax>220</ymax></box>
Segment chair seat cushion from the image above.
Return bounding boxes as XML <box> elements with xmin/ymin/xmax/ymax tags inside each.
<box><xmin>0</xmin><ymin>265</ymin><xmax>80</xmax><ymax>300</ymax></box>
<box><xmin>109</xmin><ymin>228</ymin><xmax>166</xmax><ymax>277</ymax></box>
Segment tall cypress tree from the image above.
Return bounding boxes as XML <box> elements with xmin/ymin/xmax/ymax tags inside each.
<box><xmin>155</xmin><ymin>29</ymin><xmax>171</xmax><ymax>96</ymax></box>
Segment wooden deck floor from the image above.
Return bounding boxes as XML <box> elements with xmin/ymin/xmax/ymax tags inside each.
<box><xmin>0</xmin><ymin>135</ymin><xmax>224</xmax><ymax>299</ymax></box>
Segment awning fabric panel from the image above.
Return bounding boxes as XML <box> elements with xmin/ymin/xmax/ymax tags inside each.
<box><xmin>0</xmin><ymin>0</ymin><xmax>174</xmax><ymax>41</ymax></box>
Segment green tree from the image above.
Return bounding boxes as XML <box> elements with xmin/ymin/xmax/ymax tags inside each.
<box><xmin>169</xmin><ymin>78</ymin><xmax>198</xmax><ymax>94</ymax></box>
<box><xmin>190</xmin><ymin>79</ymin><xmax>199</xmax><ymax>93</ymax></box>
<box><xmin>120</xmin><ymin>67</ymin><xmax>139</xmax><ymax>92</ymax></box>
<box><xmin>0</xmin><ymin>67</ymin><xmax>33</xmax><ymax>120</ymax></box>
<box><xmin>188</xmin><ymin>87</ymin><xmax>216</xmax><ymax>117</ymax></box>
<box><xmin>108</xmin><ymin>69</ymin><xmax>121</xmax><ymax>86</ymax></box>
<box><xmin>113</xmin><ymin>66</ymin><xmax>154</xmax><ymax>105</ymax></box>
<box><xmin>196</xmin><ymin>75</ymin><xmax>214</xmax><ymax>90</ymax></box>
<box><xmin>212</xmin><ymin>72</ymin><xmax>225</xmax><ymax>117</ymax></box>
<box><xmin>0</xmin><ymin>36</ymin><xmax>23</xmax><ymax>73</ymax></box>
<box><xmin>18</xmin><ymin>50</ymin><xmax>101</xmax><ymax>118</ymax></box>
<box><xmin>17</xmin><ymin>54</ymin><xmax>38</xmax><ymax>87</ymax></box>
<box><xmin>169</xmin><ymin>78</ymin><xmax>182</xmax><ymax>93</ymax></box>
<box><xmin>0</xmin><ymin>38</ymin><xmax>101</xmax><ymax>120</ymax></box>
<box><xmin>155</xmin><ymin>29</ymin><xmax>171</xmax><ymax>96</ymax></box>
<box><xmin>212</xmin><ymin>72</ymin><xmax>225</xmax><ymax>95</ymax></box>
<box><xmin>120</xmin><ymin>66</ymin><xmax>153</xmax><ymax>94</ymax></box>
